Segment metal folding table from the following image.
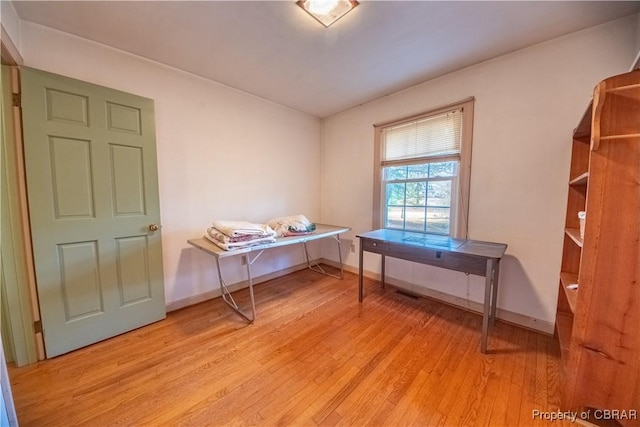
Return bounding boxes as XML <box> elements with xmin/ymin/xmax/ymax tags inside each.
<box><xmin>188</xmin><ymin>224</ymin><xmax>351</xmax><ymax>322</ymax></box>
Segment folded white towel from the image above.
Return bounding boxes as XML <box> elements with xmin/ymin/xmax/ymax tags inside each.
<box><xmin>211</xmin><ymin>220</ymin><xmax>275</xmax><ymax>238</ymax></box>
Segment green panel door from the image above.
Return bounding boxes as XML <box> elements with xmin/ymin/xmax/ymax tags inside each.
<box><xmin>21</xmin><ymin>67</ymin><xmax>165</xmax><ymax>357</ymax></box>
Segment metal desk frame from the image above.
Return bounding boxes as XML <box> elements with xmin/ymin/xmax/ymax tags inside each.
<box><xmin>188</xmin><ymin>224</ymin><xmax>350</xmax><ymax>323</ymax></box>
<box><xmin>357</xmin><ymin>229</ymin><xmax>507</xmax><ymax>354</ymax></box>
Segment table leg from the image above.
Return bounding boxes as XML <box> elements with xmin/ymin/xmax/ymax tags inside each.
<box><xmin>490</xmin><ymin>259</ymin><xmax>501</xmax><ymax>326</ymax></box>
<box><xmin>381</xmin><ymin>254</ymin><xmax>386</xmax><ymax>290</ymax></box>
<box><xmin>244</xmin><ymin>254</ymin><xmax>257</xmax><ymax>322</ymax></box>
<box><xmin>337</xmin><ymin>234</ymin><xmax>344</xmax><ymax>279</ymax></box>
<box><xmin>303</xmin><ymin>236</ymin><xmax>344</xmax><ymax>279</ymax></box>
<box><xmin>358</xmin><ymin>239</ymin><xmax>364</xmax><ymax>302</ymax></box>
<box><xmin>215</xmin><ymin>255</ymin><xmax>256</xmax><ymax>323</ymax></box>
<box><xmin>481</xmin><ymin>258</ymin><xmax>494</xmax><ymax>354</ymax></box>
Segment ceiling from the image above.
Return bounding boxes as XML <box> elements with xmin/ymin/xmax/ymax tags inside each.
<box><xmin>11</xmin><ymin>1</ymin><xmax>640</xmax><ymax>118</ymax></box>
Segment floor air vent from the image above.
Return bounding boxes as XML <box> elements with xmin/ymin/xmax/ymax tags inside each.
<box><xmin>396</xmin><ymin>289</ymin><xmax>419</xmax><ymax>299</ymax></box>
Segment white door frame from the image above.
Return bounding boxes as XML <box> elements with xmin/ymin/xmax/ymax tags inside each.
<box><xmin>1</xmin><ymin>25</ymin><xmax>42</xmax><ymax>367</ymax></box>
<box><xmin>0</xmin><ymin>343</ymin><xmax>18</xmax><ymax>426</ymax></box>
<box><xmin>1</xmin><ymin>26</ymin><xmax>22</xmax><ymax>424</ymax></box>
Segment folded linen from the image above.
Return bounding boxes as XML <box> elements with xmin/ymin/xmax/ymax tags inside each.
<box><xmin>267</xmin><ymin>214</ymin><xmax>316</xmax><ymax>237</ymax></box>
<box><xmin>207</xmin><ymin>227</ymin><xmax>259</xmax><ymax>244</ymax></box>
<box><xmin>205</xmin><ymin>227</ymin><xmax>276</xmax><ymax>251</ymax></box>
<box><xmin>211</xmin><ymin>220</ymin><xmax>275</xmax><ymax>238</ymax></box>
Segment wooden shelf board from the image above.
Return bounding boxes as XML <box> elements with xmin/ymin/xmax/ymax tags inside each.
<box><xmin>601</xmin><ymin>133</ymin><xmax>640</xmax><ymax>139</ymax></box>
<box><xmin>565</xmin><ymin>228</ymin><xmax>583</xmax><ymax>248</ymax></box>
<box><xmin>560</xmin><ymin>272</ymin><xmax>579</xmax><ymax>314</ymax></box>
<box><xmin>556</xmin><ymin>312</ymin><xmax>574</xmax><ymax>362</ymax></box>
<box><xmin>569</xmin><ymin>172</ymin><xmax>589</xmax><ymax>186</ymax></box>
<box><xmin>609</xmin><ymin>82</ymin><xmax>640</xmax><ymax>91</ymax></box>
<box><xmin>573</xmin><ymin>102</ymin><xmax>593</xmax><ymax>139</ymax></box>
<box><xmin>560</xmin><ymin>271</ymin><xmax>578</xmax><ymax>287</ymax></box>
<box><xmin>595</xmin><ymin>134</ymin><xmax>640</xmax><ymax>147</ymax></box>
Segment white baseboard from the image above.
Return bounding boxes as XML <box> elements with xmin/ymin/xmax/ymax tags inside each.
<box><xmin>320</xmin><ymin>258</ymin><xmax>555</xmax><ymax>335</ymax></box>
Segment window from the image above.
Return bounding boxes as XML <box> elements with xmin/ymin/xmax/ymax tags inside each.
<box><xmin>373</xmin><ymin>98</ymin><xmax>474</xmax><ymax>238</ymax></box>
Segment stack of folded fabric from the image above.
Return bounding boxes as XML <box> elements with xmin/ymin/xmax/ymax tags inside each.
<box><xmin>205</xmin><ymin>220</ymin><xmax>276</xmax><ymax>251</ymax></box>
<box><xmin>267</xmin><ymin>214</ymin><xmax>316</xmax><ymax>237</ymax></box>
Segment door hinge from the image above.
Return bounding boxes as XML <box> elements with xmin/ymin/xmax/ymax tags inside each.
<box><xmin>34</xmin><ymin>320</ymin><xmax>43</xmax><ymax>334</ymax></box>
<box><xmin>12</xmin><ymin>92</ymin><xmax>21</xmax><ymax>107</ymax></box>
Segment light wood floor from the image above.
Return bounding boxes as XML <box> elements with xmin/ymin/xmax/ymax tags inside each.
<box><xmin>8</xmin><ymin>267</ymin><xmax>567</xmax><ymax>426</ymax></box>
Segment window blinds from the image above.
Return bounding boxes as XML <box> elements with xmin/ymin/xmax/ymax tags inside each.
<box><xmin>382</xmin><ymin>108</ymin><xmax>463</xmax><ymax>163</ymax></box>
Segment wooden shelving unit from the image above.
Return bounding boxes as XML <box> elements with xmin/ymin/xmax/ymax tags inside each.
<box><xmin>555</xmin><ymin>70</ymin><xmax>640</xmax><ymax>426</ymax></box>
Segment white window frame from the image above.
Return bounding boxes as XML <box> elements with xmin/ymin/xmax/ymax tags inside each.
<box><xmin>372</xmin><ymin>97</ymin><xmax>474</xmax><ymax>238</ymax></box>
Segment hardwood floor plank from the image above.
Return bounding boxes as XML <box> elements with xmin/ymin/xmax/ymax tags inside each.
<box><xmin>520</xmin><ymin>331</ymin><xmax>541</xmax><ymax>426</ymax></box>
<box><xmin>8</xmin><ymin>268</ymin><xmax>567</xmax><ymax>426</ymax></box>
<box><xmin>436</xmin><ymin>316</ymin><xmax>485</xmax><ymax>425</ymax></box>
<box><xmin>545</xmin><ymin>335</ymin><xmax>562</xmax><ymax>411</ymax></box>
<box><xmin>312</xmin><ymin>324</ymin><xmax>414</xmax><ymax>425</ymax></box>
<box><xmin>484</xmin><ymin>323</ymin><xmax>519</xmax><ymax>426</ymax></box>
<box><xmin>331</xmin><ymin>306</ymin><xmax>446</xmax><ymax>425</ymax></box>
<box><xmin>504</xmin><ymin>325</ymin><xmax>530</xmax><ymax>426</ymax></box>
<box><xmin>373</xmin><ymin>368</ymin><xmax>433</xmax><ymax>425</ymax></box>
<box><xmin>331</xmin><ymin>333</ymin><xmax>416</xmax><ymax>425</ymax></box>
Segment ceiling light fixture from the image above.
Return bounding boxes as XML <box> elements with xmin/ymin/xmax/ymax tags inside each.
<box><xmin>296</xmin><ymin>0</ymin><xmax>359</xmax><ymax>28</ymax></box>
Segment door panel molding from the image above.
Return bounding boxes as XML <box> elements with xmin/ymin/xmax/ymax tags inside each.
<box><xmin>49</xmin><ymin>136</ymin><xmax>95</xmax><ymax>219</ymax></box>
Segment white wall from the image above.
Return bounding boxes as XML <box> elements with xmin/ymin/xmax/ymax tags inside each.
<box><xmin>19</xmin><ymin>22</ymin><xmax>322</xmax><ymax>307</ymax></box>
<box><xmin>637</xmin><ymin>12</ymin><xmax>640</xmax><ymax>51</ymax></box>
<box><xmin>635</xmin><ymin>13</ymin><xmax>640</xmax><ymax>68</ymax></box>
<box><xmin>320</xmin><ymin>15</ymin><xmax>639</xmax><ymax>333</ymax></box>
<box><xmin>0</xmin><ymin>0</ymin><xmax>20</xmax><ymax>49</ymax></box>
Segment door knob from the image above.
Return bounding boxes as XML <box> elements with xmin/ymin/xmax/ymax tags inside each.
<box><xmin>149</xmin><ymin>224</ymin><xmax>160</xmax><ymax>232</ymax></box>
